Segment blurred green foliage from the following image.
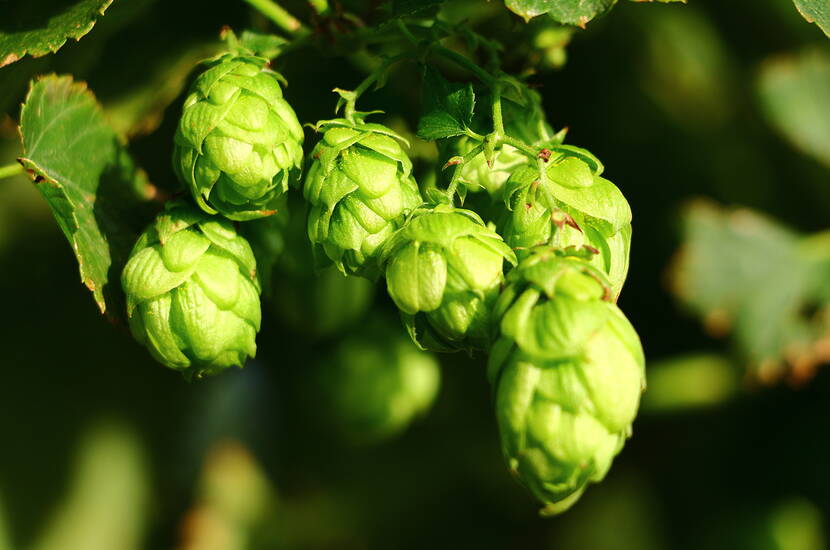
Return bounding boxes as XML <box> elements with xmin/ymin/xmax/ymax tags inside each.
<box><xmin>1</xmin><ymin>0</ymin><xmax>830</xmax><ymax>549</ymax></box>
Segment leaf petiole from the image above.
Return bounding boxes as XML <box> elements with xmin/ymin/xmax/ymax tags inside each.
<box><xmin>242</xmin><ymin>0</ymin><xmax>309</xmax><ymax>37</ymax></box>
<box><xmin>0</xmin><ymin>163</ymin><xmax>22</xmax><ymax>180</ymax></box>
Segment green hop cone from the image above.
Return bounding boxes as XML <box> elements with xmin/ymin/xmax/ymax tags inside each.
<box><xmin>488</xmin><ymin>247</ymin><xmax>645</xmax><ymax>515</ymax></box>
<box><xmin>173</xmin><ymin>53</ymin><xmax>304</xmax><ymax>221</ymax></box>
<box><xmin>317</xmin><ymin>320</ymin><xmax>441</xmax><ymax>443</ymax></box>
<box><xmin>304</xmin><ymin>118</ymin><xmax>423</xmax><ymax>278</ymax></box>
<box><xmin>381</xmin><ymin>204</ymin><xmax>517</xmax><ymax>352</ymax></box>
<box><xmin>499</xmin><ymin>146</ymin><xmax>632</xmax><ymax>299</ymax></box>
<box><xmin>121</xmin><ymin>201</ymin><xmax>262</xmax><ymax>378</ymax></box>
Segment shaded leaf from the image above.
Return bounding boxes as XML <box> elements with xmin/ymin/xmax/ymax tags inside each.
<box><xmin>792</xmin><ymin>0</ymin><xmax>830</xmax><ymax>37</ymax></box>
<box><xmin>0</xmin><ymin>0</ymin><xmax>113</xmax><ymax>67</ymax></box>
<box><xmin>670</xmin><ymin>200</ymin><xmax>830</xmax><ymax>382</ymax></box>
<box><xmin>757</xmin><ymin>49</ymin><xmax>830</xmax><ymax>168</ymax></box>
<box><xmin>18</xmin><ymin>75</ymin><xmax>156</xmax><ymax>319</ymax></box>
<box><xmin>642</xmin><ymin>354</ymin><xmax>737</xmax><ymax>413</ymax></box>
<box><xmin>416</xmin><ymin>66</ymin><xmax>476</xmax><ymax>140</ymax></box>
<box><xmin>505</xmin><ymin>0</ymin><xmax>617</xmax><ymax>26</ymax></box>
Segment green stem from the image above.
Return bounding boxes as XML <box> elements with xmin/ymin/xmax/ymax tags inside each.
<box><xmin>396</xmin><ymin>20</ymin><xmax>420</xmax><ymax>46</ymax></box>
<box><xmin>0</xmin><ymin>163</ymin><xmax>22</xmax><ymax>180</ymax></box>
<box><xmin>445</xmin><ymin>143</ymin><xmax>485</xmax><ymax>201</ymax></box>
<box><xmin>242</xmin><ymin>0</ymin><xmax>308</xmax><ymax>36</ymax></box>
<box><xmin>492</xmin><ymin>83</ymin><xmax>505</xmax><ymax>137</ymax></box>
<box><xmin>430</xmin><ymin>45</ymin><xmax>497</xmax><ymax>86</ymax></box>
<box><xmin>501</xmin><ymin>134</ymin><xmax>540</xmax><ymax>159</ymax></box>
<box><xmin>342</xmin><ymin>52</ymin><xmax>414</xmax><ymax>121</ymax></box>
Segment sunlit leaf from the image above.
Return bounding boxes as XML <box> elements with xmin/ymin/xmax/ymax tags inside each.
<box><xmin>18</xmin><ymin>75</ymin><xmax>156</xmax><ymax>318</ymax></box>
<box><xmin>0</xmin><ymin>0</ymin><xmax>113</xmax><ymax>67</ymax></box>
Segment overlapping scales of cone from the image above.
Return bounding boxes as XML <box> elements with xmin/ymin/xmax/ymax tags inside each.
<box><xmin>488</xmin><ymin>248</ymin><xmax>645</xmax><ymax>515</ymax></box>
<box><xmin>381</xmin><ymin>204</ymin><xmax>516</xmax><ymax>353</ymax></box>
<box><xmin>121</xmin><ymin>202</ymin><xmax>262</xmax><ymax>378</ymax></box>
<box><xmin>304</xmin><ymin>119</ymin><xmax>423</xmax><ymax>278</ymax></box>
<box><xmin>173</xmin><ymin>53</ymin><xmax>304</xmax><ymax>221</ymax></box>
<box><xmin>499</xmin><ymin>146</ymin><xmax>632</xmax><ymax>299</ymax></box>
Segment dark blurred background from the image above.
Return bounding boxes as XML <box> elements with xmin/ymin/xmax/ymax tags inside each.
<box><xmin>1</xmin><ymin>0</ymin><xmax>829</xmax><ymax>548</ymax></box>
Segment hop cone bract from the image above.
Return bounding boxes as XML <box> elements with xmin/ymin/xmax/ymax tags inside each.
<box><xmin>488</xmin><ymin>247</ymin><xmax>645</xmax><ymax>515</ymax></box>
<box><xmin>381</xmin><ymin>204</ymin><xmax>516</xmax><ymax>352</ymax></box>
<box><xmin>121</xmin><ymin>202</ymin><xmax>262</xmax><ymax>378</ymax></box>
<box><xmin>173</xmin><ymin>53</ymin><xmax>304</xmax><ymax>221</ymax></box>
<box><xmin>304</xmin><ymin>119</ymin><xmax>423</xmax><ymax>278</ymax></box>
<box><xmin>499</xmin><ymin>146</ymin><xmax>632</xmax><ymax>299</ymax></box>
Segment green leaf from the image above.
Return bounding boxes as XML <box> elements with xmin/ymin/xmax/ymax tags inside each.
<box><xmin>18</xmin><ymin>75</ymin><xmax>155</xmax><ymax>319</ymax></box>
<box><xmin>642</xmin><ymin>354</ymin><xmax>737</xmax><ymax>413</ymax></box>
<box><xmin>757</xmin><ymin>49</ymin><xmax>830</xmax><ymax>168</ymax></box>
<box><xmin>670</xmin><ymin>201</ymin><xmax>830</xmax><ymax>381</ymax></box>
<box><xmin>0</xmin><ymin>0</ymin><xmax>113</xmax><ymax>67</ymax></box>
<box><xmin>416</xmin><ymin>66</ymin><xmax>476</xmax><ymax>140</ymax></box>
<box><xmin>505</xmin><ymin>0</ymin><xmax>617</xmax><ymax>27</ymax></box>
<box><xmin>792</xmin><ymin>0</ymin><xmax>830</xmax><ymax>37</ymax></box>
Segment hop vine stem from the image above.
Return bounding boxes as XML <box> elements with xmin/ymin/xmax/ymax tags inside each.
<box><xmin>0</xmin><ymin>163</ymin><xmax>22</xmax><ymax>180</ymax></box>
<box><xmin>242</xmin><ymin>0</ymin><xmax>309</xmax><ymax>36</ymax></box>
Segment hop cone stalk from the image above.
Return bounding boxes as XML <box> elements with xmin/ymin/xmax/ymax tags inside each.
<box><xmin>121</xmin><ymin>202</ymin><xmax>262</xmax><ymax>378</ymax></box>
<box><xmin>499</xmin><ymin>146</ymin><xmax>632</xmax><ymax>298</ymax></box>
<box><xmin>441</xmin><ymin>87</ymin><xmax>553</xmax><ymax>198</ymax></box>
<box><xmin>173</xmin><ymin>53</ymin><xmax>304</xmax><ymax>221</ymax></box>
<box><xmin>304</xmin><ymin>119</ymin><xmax>423</xmax><ymax>278</ymax></box>
<box><xmin>381</xmin><ymin>204</ymin><xmax>516</xmax><ymax>352</ymax></box>
<box><xmin>318</xmin><ymin>321</ymin><xmax>441</xmax><ymax>443</ymax></box>
<box><xmin>488</xmin><ymin>247</ymin><xmax>645</xmax><ymax>515</ymax></box>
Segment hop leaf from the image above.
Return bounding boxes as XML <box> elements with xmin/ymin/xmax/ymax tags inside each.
<box><xmin>121</xmin><ymin>202</ymin><xmax>262</xmax><ymax>378</ymax></box>
<box><xmin>489</xmin><ymin>247</ymin><xmax>645</xmax><ymax>515</ymax></box>
<box><xmin>381</xmin><ymin>204</ymin><xmax>516</xmax><ymax>352</ymax></box>
<box><xmin>304</xmin><ymin>118</ymin><xmax>423</xmax><ymax>278</ymax></box>
<box><xmin>173</xmin><ymin>53</ymin><xmax>304</xmax><ymax>221</ymax></box>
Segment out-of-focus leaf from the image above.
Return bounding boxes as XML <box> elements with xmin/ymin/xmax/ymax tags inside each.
<box><xmin>670</xmin><ymin>201</ymin><xmax>830</xmax><ymax>382</ymax></box>
<box><xmin>758</xmin><ymin>49</ymin><xmax>830</xmax><ymax>168</ymax></box>
<box><xmin>643</xmin><ymin>354</ymin><xmax>738</xmax><ymax>413</ymax></box>
<box><xmin>175</xmin><ymin>441</ymin><xmax>276</xmax><ymax>550</ymax></box>
<box><xmin>0</xmin><ymin>0</ymin><xmax>113</xmax><ymax>67</ymax></box>
<box><xmin>505</xmin><ymin>0</ymin><xmax>616</xmax><ymax>26</ymax></box>
<box><xmin>640</xmin><ymin>7</ymin><xmax>734</xmax><ymax>129</ymax></box>
<box><xmin>769</xmin><ymin>498</ymin><xmax>825</xmax><ymax>550</ymax></box>
<box><xmin>31</xmin><ymin>422</ymin><xmax>148</xmax><ymax>550</ymax></box>
<box><xmin>18</xmin><ymin>75</ymin><xmax>156</xmax><ymax>319</ymax></box>
<box><xmin>104</xmin><ymin>42</ymin><xmax>220</xmax><ymax>137</ymax></box>
<box><xmin>0</xmin><ymin>496</ymin><xmax>10</xmax><ymax>550</ymax></box>
<box><xmin>417</xmin><ymin>66</ymin><xmax>476</xmax><ymax>140</ymax></box>
<box><xmin>792</xmin><ymin>0</ymin><xmax>830</xmax><ymax>37</ymax></box>
<box><xmin>505</xmin><ymin>0</ymin><xmax>684</xmax><ymax>27</ymax></box>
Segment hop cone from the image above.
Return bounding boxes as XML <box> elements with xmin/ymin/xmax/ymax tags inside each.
<box><xmin>318</xmin><ymin>321</ymin><xmax>441</xmax><ymax>443</ymax></box>
<box><xmin>499</xmin><ymin>146</ymin><xmax>632</xmax><ymax>299</ymax></box>
<box><xmin>381</xmin><ymin>204</ymin><xmax>516</xmax><ymax>352</ymax></box>
<box><xmin>488</xmin><ymin>247</ymin><xmax>645</xmax><ymax>515</ymax></box>
<box><xmin>304</xmin><ymin>118</ymin><xmax>423</xmax><ymax>278</ymax></box>
<box><xmin>121</xmin><ymin>202</ymin><xmax>261</xmax><ymax>378</ymax></box>
<box><xmin>173</xmin><ymin>53</ymin><xmax>304</xmax><ymax>221</ymax></box>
